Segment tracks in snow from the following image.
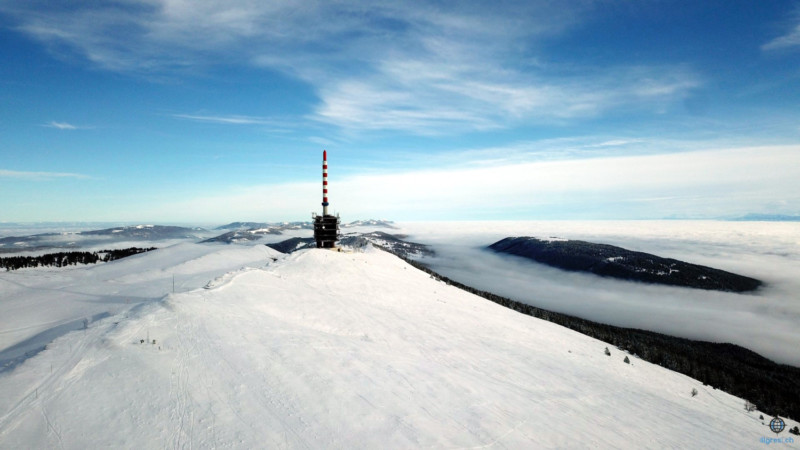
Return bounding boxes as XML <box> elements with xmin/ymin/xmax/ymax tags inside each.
<box><xmin>0</xmin><ymin>320</ymin><xmax>100</xmax><ymax>445</ymax></box>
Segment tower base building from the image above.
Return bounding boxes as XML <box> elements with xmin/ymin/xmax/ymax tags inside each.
<box><xmin>313</xmin><ymin>213</ymin><xmax>340</xmax><ymax>249</ymax></box>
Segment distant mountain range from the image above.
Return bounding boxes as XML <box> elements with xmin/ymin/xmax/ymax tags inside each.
<box><xmin>79</xmin><ymin>225</ymin><xmax>203</xmax><ymax>239</ymax></box>
<box><xmin>342</xmin><ymin>219</ymin><xmax>397</xmax><ymax>229</ymax></box>
<box><xmin>1</xmin><ymin>221</ymin><xmax>400</xmax><ymax>251</ymax></box>
<box><xmin>213</xmin><ymin>222</ymin><xmax>312</xmax><ymax>231</ymax></box>
<box><xmin>214</xmin><ymin>219</ymin><xmax>396</xmax><ymax>231</ymax></box>
<box><xmin>489</xmin><ymin>237</ymin><xmax>762</xmax><ymax>292</ymax></box>
<box><xmin>727</xmin><ymin>213</ymin><xmax>800</xmax><ymax>222</ymax></box>
<box><xmin>206</xmin><ymin>220</ymin><xmax>397</xmax><ymax>244</ymax></box>
<box><xmin>202</xmin><ymin>228</ymin><xmax>283</xmax><ymax>244</ymax></box>
<box><xmin>0</xmin><ymin>225</ymin><xmax>205</xmax><ymax>253</ymax></box>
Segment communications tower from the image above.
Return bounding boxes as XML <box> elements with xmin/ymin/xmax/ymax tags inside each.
<box><xmin>312</xmin><ymin>150</ymin><xmax>340</xmax><ymax>248</ymax></box>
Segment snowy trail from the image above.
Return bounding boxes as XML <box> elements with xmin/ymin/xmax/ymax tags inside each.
<box><xmin>0</xmin><ymin>246</ymin><xmax>793</xmax><ymax>448</ymax></box>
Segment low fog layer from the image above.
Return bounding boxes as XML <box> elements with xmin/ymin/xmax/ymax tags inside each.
<box><xmin>399</xmin><ymin>221</ymin><xmax>800</xmax><ymax>366</ymax></box>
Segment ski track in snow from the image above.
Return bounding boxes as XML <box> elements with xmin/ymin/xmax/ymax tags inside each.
<box><xmin>0</xmin><ymin>243</ymin><xmax>796</xmax><ymax>448</ymax></box>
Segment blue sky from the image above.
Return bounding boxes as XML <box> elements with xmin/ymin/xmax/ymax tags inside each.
<box><xmin>1</xmin><ymin>1</ymin><xmax>799</xmax><ymax>223</ymax></box>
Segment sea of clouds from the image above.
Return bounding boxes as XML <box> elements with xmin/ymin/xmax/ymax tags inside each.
<box><xmin>397</xmin><ymin>221</ymin><xmax>800</xmax><ymax>366</ymax></box>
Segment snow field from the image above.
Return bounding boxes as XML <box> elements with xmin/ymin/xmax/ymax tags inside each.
<box><xmin>0</xmin><ymin>245</ymin><xmax>791</xmax><ymax>448</ymax></box>
<box><xmin>0</xmin><ymin>243</ymin><xmax>282</xmax><ymax>365</ymax></box>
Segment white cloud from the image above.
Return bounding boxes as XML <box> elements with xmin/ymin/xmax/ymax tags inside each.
<box><xmin>0</xmin><ymin>169</ymin><xmax>90</xmax><ymax>180</ymax></box>
<box><xmin>139</xmin><ymin>144</ymin><xmax>800</xmax><ymax>221</ymax></box>
<box><xmin>308</xmin><ymin>136</ymin><xmax>336</xmax><ymax>147</ymax></box>
<box><xmin>763</xmin><ymin>23</ymin><xmax>800</xmax><ymax>51</ymax></box>
<box><xmin>332</xmin><ymin>145</ymin><xmax>798</xmax><ymax>218</ymax></box>
<box><xmin>44</xmin><ymin>121</ymin><xmax>78</xmax><ymax>130</ymax></box>
<box><xmin>172</xmin><ymin>114</ymin><xmax>288</xmax><ymax>127</ymax></box>
<box><xmin>308</xmin><ymin>54</ymin><xmax>699</xmax><ymax>133</ymax></box>
<box><xmin>583</xmin><ymin>139</ymin><xmax>645</xmax><ymax>148</ymax></box>
<box><xmin>5</xmin><ymin>1</ymin><xmax>700</xmax><ymax>134</ymax></box>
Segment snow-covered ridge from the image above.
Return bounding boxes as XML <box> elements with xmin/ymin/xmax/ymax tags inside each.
<box><xmin>489</xmin><ymin>236</ymin><xmax>762</xmax><ymax>292</ymax></box>
<box><xmin>0</xmin><ymin>245</ymin><xmax>788</xmax><ymax>447</ymax></box>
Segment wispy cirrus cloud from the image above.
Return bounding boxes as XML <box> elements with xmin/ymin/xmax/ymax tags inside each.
<box><xmin>4</xmin><ymin>1</ymin><xmax>700</xmax><ymax>134</ymax></box>
<box><xmin>172</xmin><ymin>114</ymin><xmax>286</xmax><ymax>126</ymax></box>
<box><xmin>308</xmin><ymin>136</ymin><xmax>337</xmax><ymax>147</ymax></box>
<box><xmin>0</xmin><ymin>169</ymin><xmax>90</xmax><ymax>180</ymax></box>
<box><xmin>312</xmin><ymin>60</ymin><xmax>699</xmax><ymax>133</ymax></box>
<box><xmin>43</xmin><ymin>121</ymin><xmax>79</xmax><ymax>130</ymax></box>
<box><xmin>385</xmin><ymin>136</ymin><xmax>712</xmax><ymax>170</ymax></box>
<box><xmin>763</xmin><ymin>18</ymin><xmax>800</xmax><ymax>51</ymax></box>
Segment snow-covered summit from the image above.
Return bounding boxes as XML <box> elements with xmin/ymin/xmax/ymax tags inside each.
<box><xmin>0</xmin><ymin>245</ymin><xmax>785</xmax><ymax>447</ymax></box>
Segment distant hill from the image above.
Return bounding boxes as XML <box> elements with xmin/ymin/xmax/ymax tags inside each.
<box><xmin>339</xmin><ymin>231</ymin><xmax>432</xmax><ymax>258</ymax></box>
<box><xmin>728</xmin><ymin>213</ymin><xmax>800</xmax><ymax>222</ymax></box>
<box><xmin>214</xmin><ymin>222</ymin><xmax>272</xmax><ymax>230</ymax></box>
<box><xmin>488</xmin><ymin>237</ymin><xmax>762</xmax><ymax>292</ymax></box>
<box><xmin>205</xmin><ymin>223</ymin><xmax>315</xmax><ymax>243</ymax></box>
<box><xmin>203</xmin><ymin>229</ymin><xmax>282</xmax><ymax>244</ymax></box>
<box><xmin>0</xmin><ymin>234</ymin><xmax>45</xmax><ymax>250</ymax></box>
<box><xmin>342</xmin><ymin>219</ymin><xmax>397</xmax><ymax>229</ymax></box>
<box><xmin>79</xmin><ymin>225</ymin><xmax>202</xmax><ymax>239</ymax></box>
<box><xmin>265</xmin><ymin>237</ymin><xmax>316</xmax><ymax>253</ymax></box>
<box><xmin>214</xmin><ymin>222</ymin><xmax>313</xmax><ymax>231</ymax></box>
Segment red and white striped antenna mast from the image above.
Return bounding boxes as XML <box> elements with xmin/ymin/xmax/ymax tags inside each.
<box><xmin>322</xmin><ymin>150</ymin><xmax>329</xmax><ymax>216</ymax></box>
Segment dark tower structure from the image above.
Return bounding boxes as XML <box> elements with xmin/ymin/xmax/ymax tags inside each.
<box><xmin>313</xmin><ymin>150</ymin><xmax>340</xmax><ymax>248</ymax></box>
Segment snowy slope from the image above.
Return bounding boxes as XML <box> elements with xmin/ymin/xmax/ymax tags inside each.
<box><xmin>0</xmin><ymin>246</ymin><xmax>788</xmax><ymax>448</ymax></box>
<box><xmin>0</xmin><ymin>243</ymin><xmax>281</xmax><ymax>371</ymax></box>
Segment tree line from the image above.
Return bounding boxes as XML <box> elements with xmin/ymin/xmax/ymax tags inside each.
<box><xmin>1</xmin><ymin>247</ymin><xmax>157</xmax><ymax>271</ymax></box>
<box><xmin>375</xmin><ymin>245</ymin><xmax>800</xmax><ymax>422</ymax></box>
